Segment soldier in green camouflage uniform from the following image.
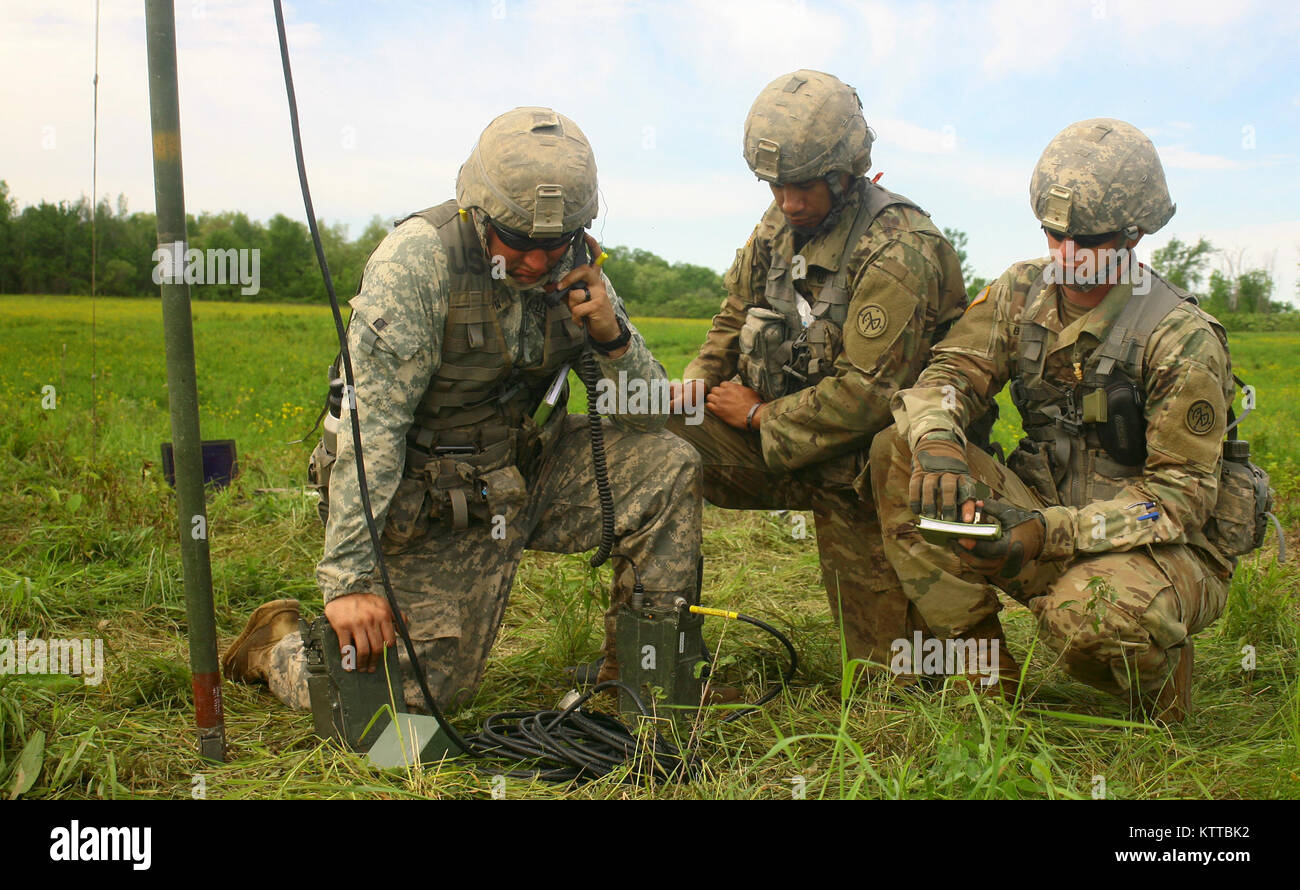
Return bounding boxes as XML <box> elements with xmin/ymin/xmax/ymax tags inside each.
<box><xmin>867</xmin><ymin>119</ymin><xmax>1239</xmax><ymax>721</ymax></box>
<box><xmin>666</xmin><ymin>70</ymin><xmax>967</xmax><ymax>666</ymax></box>
<box><xmin>224</xmin><ymin>108</ymin><xmax>702</xmax><ymax>710</ymax></box>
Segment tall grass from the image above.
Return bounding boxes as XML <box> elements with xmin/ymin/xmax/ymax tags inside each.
<box><xmin>0</xmin><ymin>296</ymin><xmax>1296</xmax><ymax>799</ymax></box>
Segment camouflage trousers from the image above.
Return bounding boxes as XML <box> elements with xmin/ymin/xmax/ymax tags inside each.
<box><xmin>866</xmin><ymin>426</ymin><xmax>1230</xmax><ymax>698</ymax></box>
<box><xmin>666</xmin><ymin>411</ymin><xmax>929</xmax><ymax>665</ymax></box>
<box><xmin>267</xmin><ymin>413</ymin><xmax>702</xmax><ymax>711</ymax></box>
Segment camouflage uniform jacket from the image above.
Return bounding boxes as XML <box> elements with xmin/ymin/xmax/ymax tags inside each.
<box><xmin>893</xmin><ymin>258</ymin><xmax>1234</xmax><ymax>573</ymax></box>
<box><xmin>682</xmin><ymin>183</ymin><xmax>966</xmax><ymax>473</ymax></box>
<box><xmin>317</xmin><ymin>211</ymin><xmax>667</xmax><ymax>602</ymax></box>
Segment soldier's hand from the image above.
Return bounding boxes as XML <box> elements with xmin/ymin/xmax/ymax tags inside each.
<box><xmin>558</xmin><ymin>235</ymin><xmax>623</xmax><ymax>348</ymax></box>
<box><xmin>324</xmin><ymin>593</ymin><xmax>397</xmax><ymax>673</ymax></box>
<box><xmin>669</xmin><ymin>379</ymin><xmax>707</xmax><ymax>415</ymax></box>
<box><xmin>706</xmin><ymin>381</ymin><xmax>764</xmax><ymax>430</ymax></box>
<box><xmin>909</xmin><ymin>431</ymin><xmax>979</xmax><ymax>520</ymax></box>
<box><xmin>953</xmin><ymin>499</ymin><xmax>1045</xmax><ymax>579</ymax></box>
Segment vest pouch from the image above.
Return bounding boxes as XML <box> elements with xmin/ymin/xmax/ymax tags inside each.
<box><xmin>381</xmin><ymin>473</ymin><xmax>435</xmax><ymax>552</ymax></box>
<box><xmin>475</xmin><ymin>465</ymin><xmax>530</xmax><ymax>532</ymax></box>
<box><xmin>738</xmin><ymin>307</ymin><xmax>792</xmax><ymax>400</ymax></box>
<box><xmin>425</xmin><ymin>436</ymin><xmax>517</xmax><ymax>533</ymax></box>
<box><xmin>1205</xmin><ymin>446</ymin><xmax>1272</xmax><ymax>559</ymax></box>
<box><xmin>307</xmin><ymin>436</ymin><xmax>335</xmax><ymax>526</ymax></box>
<box><xmin>1005</xmin><ymin>437</ymin><xmax>1058</xmax><ymax>507</ymax></box>
<box><xmin>802</xmin><ymin>318</ymin><xmax>843</xmax><ymax>384</ymax></box>
<box><xmin>1091</xmin><ymin>378</ymin><xmax>1147</xmax><ymax>468</ymax></box>
<box><xmin>515</xmin><ymin>382</ymin><xmax>570</xmax><ymax>482</ymax></box>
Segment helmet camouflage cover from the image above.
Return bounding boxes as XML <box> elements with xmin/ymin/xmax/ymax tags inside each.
<box><xmin>743</xmin><ymin>69</ymin><xmax>874</xmax><ymax>184</ymax></box>
<box><xmin>456</xmin><ymin>106</ymin><xmax>598</xmax><ymax>236</ymax></box>
<box><xmin>1030</xmin><ymin>118</ymin><xmax>1175</xmax><ymax>236</ymax></box>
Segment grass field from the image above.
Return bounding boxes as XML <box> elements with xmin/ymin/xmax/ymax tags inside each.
<box><xmin>1</xmin><ymin>294</ymin><xmax>1297</xmax><ymax>800</ymax></box>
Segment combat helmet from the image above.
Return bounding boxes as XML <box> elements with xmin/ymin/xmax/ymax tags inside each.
<box><xmin>456</xmin><ymin>107</ymin><xmax>598</xmax><ymax>237</ymax></box>
<box><xmin>743</xmin><ymin>70</ymin><xmax>874</xmax><ymax>185</ymax></box>
<box><xmin>1030</xmin><ymin>118</ymin><xmax>1175</xmax><ymax>238</ymax></box>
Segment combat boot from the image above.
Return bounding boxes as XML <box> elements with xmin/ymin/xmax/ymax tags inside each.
<box><xmin>1138</xmin><ymin>639</ymin><xmax>1193</xmax><ymax>724</ymax></box>
<box><xmin>949</xmin><ymin>613</ymin><xmax>1024</xmax><ymax>700</ymax></box>
<box><xmin>222</xmin><ymin>599</ymin><xmax>301</xmax><ymax>683</ymax></box>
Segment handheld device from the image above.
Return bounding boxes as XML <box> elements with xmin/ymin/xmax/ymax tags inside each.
<box><xmin>916</xmin><ymin>515</ymin><xmax>1003</xmax><ymax>546</ymax></box>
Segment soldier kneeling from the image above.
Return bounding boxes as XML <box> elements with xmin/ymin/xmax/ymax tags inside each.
<box><xmin>223</xmin><ymin>108</ymin><xmax>702</xmax><ymax>714</ymax></box>
<box><xmin>866</xmin><ymin>118</ymin><xmax>1270</xmax><ymax>722</ymax></box>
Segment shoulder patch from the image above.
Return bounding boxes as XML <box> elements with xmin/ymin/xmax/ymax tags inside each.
<box><xmin>1185</xmin><ymin>400</ymin><xmax>1216</xmax><ymax>435</ymax></box>
<box><xmin>967</xmin><ymin>286</ymin><xmax>990</xmax><ymax>311</ymax></box>
<box><xmin>856</xmin><ymin>304</ymin><xmax>889</xmax><ymax>338</ymax></box>
<box><xmin>842</xmin><ymin>272</ymin><xmax>921</xmax><ymax>374</ymax></box>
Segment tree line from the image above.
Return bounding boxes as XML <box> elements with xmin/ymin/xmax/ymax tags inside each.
<box><xmin>0</xmin><ymin>180</ymin><xmax>726</xmax><ymax>317</ymax></box>
<box><xmin>1</xmin><ymin>180</ymin><xmax>1294</xmax><ymax>326</ymax></box>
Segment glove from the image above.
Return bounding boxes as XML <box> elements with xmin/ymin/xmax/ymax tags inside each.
<box><xmin>955</xmin><ymin>499</ymin><xmax>1045</xmax><ymax>579</ymax></box>
<box><xmin>908</xmin><ymin>432</ymin><xmax>980</xmax><ymax>520</ymax></box>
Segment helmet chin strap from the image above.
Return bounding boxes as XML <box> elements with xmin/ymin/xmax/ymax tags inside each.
<box><xmin>789</xmin><ymin>172</ymin><xmax>856</xmax><ymax>238</ymax></box>
<box><xmin>1077</xmin><ymin>247</ymin><xmax>1133</xmax><ymax>292</ymax></box>
<box><xmin>1056</xmin><ymin>225</ymin><xmax>1140</xmax><ymax>293</ymax></box>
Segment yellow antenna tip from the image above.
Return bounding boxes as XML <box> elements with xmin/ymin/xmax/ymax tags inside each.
<box><xmin>594</xmin><ymin>251</ymin><xmax>609</xmax><ymax>267</ymax></box>
<box><xmin>458</xmin><ymin>208</ymin><xmax>468</xmax><ymax>220</ymax></box>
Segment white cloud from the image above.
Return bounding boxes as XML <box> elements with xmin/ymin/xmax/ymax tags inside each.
<box><xmin>0</xmin><ymin>0</ymin><xmax>1294</xmax><ymax>297</ymax></box>
<box><xmin>1157</xmin><ymin>144</ymin><xmax>1242</xmax><ymax>171</ymax></box>
<box><xmin>653</xmin><ymin>0</ymin><xmax>849</xmax><ymax>87</ymax></box>
<box><xmin>978</xmin><ymin>0</ymin><xmax>1254</xmax><ymax>78</ymax></box>
<box><xmin>873</xmin><ymin>117</ymin><xmax>957</xmax><ymax>155</ymax></box>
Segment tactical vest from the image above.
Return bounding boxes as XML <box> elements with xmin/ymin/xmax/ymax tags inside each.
<box><xmin>319</xmin><ymin>202</ymin><xmax>588</xmax><ymax>535</ymax></box>
<box><xmin>398</xmin><ymin>201</ymin><xmax>586</xmax><ymax>453</ymax></box>
<box><xmin>1008</xmin><ymin>268</ymin><xmax>1272</xmax><ymax>562</ymax></box>
<box><xmin>739</xmin><ymin>180</ymin><xmax>926</xmax><ymax>399</ymax></box>
<box><xmin>310</xmin><ymin>203</ymin><xmax>588</xmax><ymax>532</ymax></box>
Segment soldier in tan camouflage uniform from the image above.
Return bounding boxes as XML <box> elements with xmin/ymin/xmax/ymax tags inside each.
<box><xmin>868</xmin><ymin>118</ymin><xmax>1244</xmax><ymax>721</ymax></box>
<box><xmin>223</xmin><ymin>108</ymin><xmax>702</xmax><ymax>710</ymax></box>
<box><xmin>666</xmin><ymin>70</ymin><xmax>967</xmax><ymax>666</ymax></box>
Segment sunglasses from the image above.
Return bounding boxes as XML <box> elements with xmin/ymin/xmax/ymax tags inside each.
<box><xmin>490</xmin><ymin>222</ymin><xmax>580</xmax><ymax>253</ymax></box>
<box><xmin>1041</xmin><ymin>226</ymin><xmax>1121</xmax><ymax>249</ymax></box>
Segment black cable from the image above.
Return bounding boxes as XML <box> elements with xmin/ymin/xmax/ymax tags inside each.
<box><xmin>273</xmin><ymin>4</ymin><xmax>786</xmax><ymax>784</ymax></box>
<box><xmin>272</xmin><ymin>0</ymin><xmax>472</xmax><ymax>756</ymax></box>
<box><xmin>580</xmin><ymin>351</ymin><xmax>616</xmax><ymax>568</ymax></box>
<box><xmin>466</xmin><ymin>681</ymin><xmax>697</xmax><ymax>783</ymax></box>
<box><xmin>273</xmin><ymin>3</ymin><xmax>690</xmax><ymax>782</ymax></box>
<box><xmin>714</xmin><ymin>612</ymin><xmax>799</xmax><ymax>724</ymax></box>
<box><xmin>550</xmin><ymin>232</ymin><xmax>616</xmax><ymax>569</ymax></box>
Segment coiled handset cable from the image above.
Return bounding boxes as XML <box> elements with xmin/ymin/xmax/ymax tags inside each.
<box><xmin>544</xmin><ymin>231</ymin><xmax>617</xmax><ymax>569</ymax></box>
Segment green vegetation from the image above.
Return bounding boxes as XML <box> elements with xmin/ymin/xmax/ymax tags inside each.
<box><xmin>0</xmin><ymin>180</ymin><xmax>726</xmax><ymax>317</ymax></box>
<box><xmin>1151</xmin><ymin>236</ymin><xmax>1300</xmax><ymax>329</ymax></box>
<box><xmin>1</xmin><ymin>296</ymin><xmax>1296</xmax><ymax>799</ymax></box>
<box><xmin>6</xmin><ymin>178</ymin><xmax>1295</xmax><ymax>326</ymax></box>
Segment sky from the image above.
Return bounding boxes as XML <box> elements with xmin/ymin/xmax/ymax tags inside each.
<box><xmin>3</xmin><ymin>0</ymin><xmax>1299</xmax><ymax>303</ymax></box>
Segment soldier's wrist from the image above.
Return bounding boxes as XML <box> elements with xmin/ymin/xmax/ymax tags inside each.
<box><xmin>1036</xmin><ymin>506</ymin><xmax>1077</xmax><ymax>561</ymax></box>
<box><xmin>920</xmin><ymin>428</ymin><xmax>962</xmax><ymax>445</ymax></box>
<box><xmin>587</xmin><ymin>314</ymin><xmax>631</xmax><ymax>355</ymax></box>
<box><xmin>321</xmin><ymin>581</ymin><xmax>370</xmax><ymax>605</ymax></box>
